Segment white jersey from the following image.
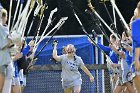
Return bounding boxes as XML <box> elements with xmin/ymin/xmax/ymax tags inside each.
<box><xmin>0</xmin><ymin>24</ymin><xmax>12</xmax><ymax>66</ymax></box>
<box><xmin>60</xmin><ymin>54</ymin><xmax>85</xmax><ymax>81</ymax></box>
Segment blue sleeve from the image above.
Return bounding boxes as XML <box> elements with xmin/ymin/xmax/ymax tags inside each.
<box><xmin>22</xmin><ymin>45</ymin><xmax>30</xmax><ymax>56</ymax></box>
<box><xmin>97</xmin><ymin>43</ymin><xmax>111</xmax><ymax>55</ymax></box>
<box><xmin>132</xmin><ymin>19</ymin><xmax>140</xmax><ymax>42</ymax></box>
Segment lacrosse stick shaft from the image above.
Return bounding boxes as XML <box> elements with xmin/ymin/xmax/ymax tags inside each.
<box><xmin>11</xmin><ymin>0</ymin><xmax>20</xmax><ymax>30</ymax></box>
<box><xmin>8</xmin><ymin>0</ymin><xmax>13</xmax><ymax>29</ymax></box>
<box><xmin>110</xmin><ymin>0</ymin><xmax>130</xmax><ymax>31</ymax></box>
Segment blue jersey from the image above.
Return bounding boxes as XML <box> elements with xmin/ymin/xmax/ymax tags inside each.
<box><xmin>132</xmin><ymin>18</ymin><xmax>140</xmax><ymax>42</ymax></box>
<box><xmin>97</xmin><ymin>43</ymin><xmax>119</xmax><ymax>64</ymax></box>
<box><xmin>125</xmin><ymin>51</ymin><xmax>132</xmax><ymax>67</ymax></box>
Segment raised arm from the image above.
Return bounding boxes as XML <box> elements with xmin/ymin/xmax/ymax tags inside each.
<box><xmin>109</xmin><ymin>44</ymin><xmax>125</xmax><ymax>59</ymax></box>
<box><xmin>97</xmin><ymin>43</ymin><xmax>111</xmax><ymax>54</ymax></box>
<box><xmin>52</xmin><ymin>41</ymin><xmax>61</xmax><ymax>62</ymax></box>
<box><xmin>88</xmin><ymin>38</ymin><xmax>111</xmax><ymax>54</ymax></box>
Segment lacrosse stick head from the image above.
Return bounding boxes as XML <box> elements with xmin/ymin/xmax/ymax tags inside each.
<box><xmin>61</xmin><ymin>17</ymin><xmax>68</xmax><ymax>21</ymax></box>
<box><xmin>37</xmin><ymin>0</ymin><xmax>43</xmax><ymax>5</ymax></box>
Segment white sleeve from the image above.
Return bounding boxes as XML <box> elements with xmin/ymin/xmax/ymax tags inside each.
<box><xmin>79</xmin><ymin>57</ymin><xmax>85</xmax><ymax>67</ymax></box>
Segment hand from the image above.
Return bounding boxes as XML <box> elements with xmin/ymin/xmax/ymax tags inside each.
<box><xmin>89</xmin><ymin>75</ymin><xmax>94</xmax><ymax>82</ymax></box>
<box><xmin>134</xmin><ymin>61</ymin><xmax>140</xmax><ymax>71</ymax></box>
<box><xmin>121</xmin><ymin>41</ymin><xmax>127</xmax><ymax>48</ymax></box>
<box><xmin>109</xmin><ymin>44</ymin><xmax>112</xmax><ymax>48</ymax></box>
<box><xmin>28</xmin><ymin>62</ymin><xmax>34</xmax><ymax>70</ymax></box>
<box><xmin>52</xmin><ymin>40</ymin><xmax>58</xmax><ymax>47</ymax></box>
<box><xmin>109</xmin><ymin>44</ymin><xmax>115</xmax><ymax>50</ymax></box>
<box><xmin>28</xmin><ymin>53</ymin><xmax>35</xmax><ymax>60</ymax></box>
<box><xmin>29</xmin><ymin>40</ymin><xmax>35</xmax><ymax>47</ymax></box>
<box><xmin>15</xmin><ymin>52</ymin><xmax>23</xmax><ymax>60</ymax></box>
<box><xmin>54</xmin><ymin>42</ymin><xmax>58</xmax><ymax>46</ymax></box>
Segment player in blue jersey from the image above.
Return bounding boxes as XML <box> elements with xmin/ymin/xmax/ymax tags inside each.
<box><xmin>121</xmin><ymin>32</ymin><xmax>133</xmax><ymax>67</ymax></box>
<box><xmin>131</xmin><ymin>1</ymin><xmax>140</xmax><ymax>93</ymax></box>
<box><xmin>97</xmin><ymin>34</ymin><xmax>120</xmax><ymax>65</ymax></box>
<box><xmin>99</xmin><ymin>34</ymin><xmax>122</xmax><ymax>89</ymax></box>
<box><xmin>110</xmin><ymin>32</ymin><xmax>134</xmax><ymax>93</ymax></box>
<box><xmin>88</xmin><ymin>34</ymin><xmax>122</xmax><ymax>91</ymax></box>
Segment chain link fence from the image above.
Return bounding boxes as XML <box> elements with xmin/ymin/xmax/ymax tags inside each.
<box><xmin>23</xmin><ymin>65</ymin><xmax>111</xmax><ymax>93</ymax></box>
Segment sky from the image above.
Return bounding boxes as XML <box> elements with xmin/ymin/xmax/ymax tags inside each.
<box><xmin>0</xmin><ymin>0</ymin><xmax>139</xmax><ymax>41</ymax></box>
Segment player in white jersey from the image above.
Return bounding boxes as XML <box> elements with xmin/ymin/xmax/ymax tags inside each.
<box><xmin>53</xmin><ymin>42</ymin><xmax>94</xmax><ymax>93</ymax></box>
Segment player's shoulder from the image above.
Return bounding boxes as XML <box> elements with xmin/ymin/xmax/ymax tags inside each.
<box><xmin>133</xmin><ymin>18</ymin><xmax>140</xmax><ymax>24</ymax></box>
<box><xmin>75</xmin><ymin>55</ymin><xmax>82</xmax><ymax>60</ymax></box>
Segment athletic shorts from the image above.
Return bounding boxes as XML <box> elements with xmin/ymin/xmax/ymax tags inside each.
<box><xmin>20</xmin><ymin>75</ymin><xmax>26</xmax><ymax>86</ymax></box>
<box><xmin>122</xmin><ymin>69</ymin><xmax>132</xmax><ymax>84</ymax></box>
<box><xmin>62</xmin><ymin>78</ymin><xmax>82</xmax><ymax>89</ymax></box>
<box><xmin>6</xmin><ymin>62</ymin><xmax>14</xmax><ymax>79</ymax></box>
<box><xmin>12</xmin><ymin>75</ymin><xmax>26</xmax><ymax>86</ymax></box>
<box><xmin>12</xmin><ymin>77</ymin><xmax>20</xmax><ymax>86</ymax></box>
<box><xmin>0</xmin><ymin>65</ymin><xmax>7</xmax><ymax>75</ymax></box>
